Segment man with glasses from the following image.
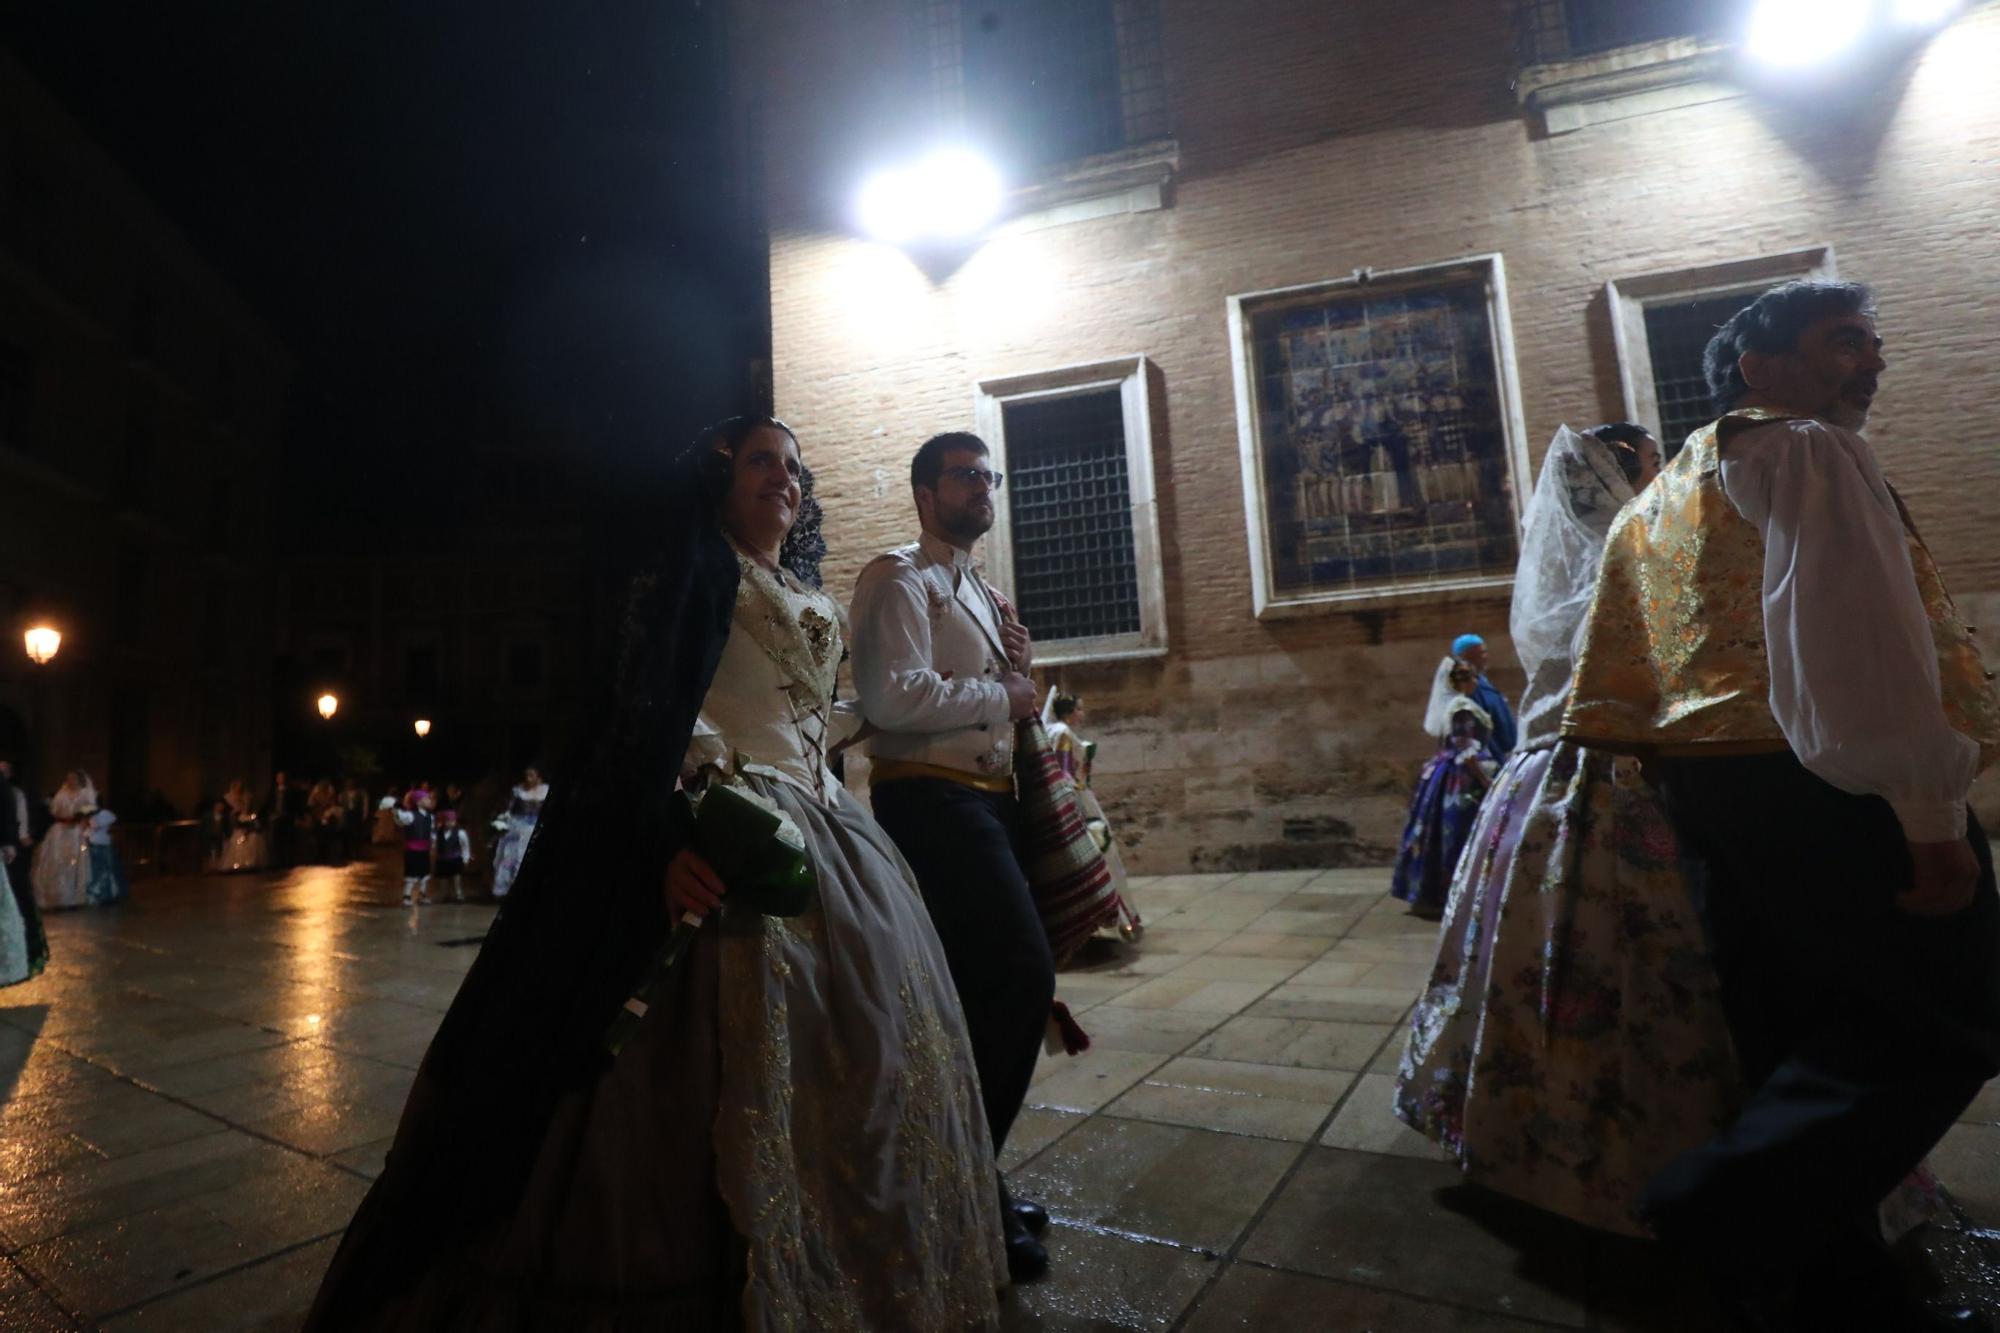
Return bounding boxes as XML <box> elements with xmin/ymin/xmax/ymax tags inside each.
<box><xmin>850</xmin><ymin>431</ymin><xmax>1054</xmax><ymax>1281</ymax></box>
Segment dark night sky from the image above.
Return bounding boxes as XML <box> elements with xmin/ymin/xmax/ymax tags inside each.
<box><xmin>2</xmin><ymin>0</ymin><xmax>761</xmax><ymax>519</ymax></box>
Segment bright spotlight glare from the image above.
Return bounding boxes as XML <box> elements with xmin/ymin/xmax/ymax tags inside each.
<box><xmin>1892</xmin><ymin>0</ymin><xmax>1958</xmax><ymax>26</ymax></box>
<box><xmin>857</xmin><ymin>149</ymin><xmax>1002</xmax><ymax>245</ymax></box>
<box><xmin>1747</xmin><ymin>0</ymin><xmax>1871</xmax><ymax>66</ymax></box>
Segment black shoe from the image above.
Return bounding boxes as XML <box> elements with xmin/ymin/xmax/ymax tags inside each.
<box><xmin>1010</xmin><ymin>1197</ymin><xmax>1048</xmax><ymax>1236</ymax></box>
<box><xmin>1002</xmin><ymin>1205</ymin><xmax>1049</xmax><ymax>1281</ymax></box>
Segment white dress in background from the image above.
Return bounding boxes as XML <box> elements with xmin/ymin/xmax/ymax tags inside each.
<box><xmin>490</xmin><ymin>783</ymin><xmax>550</xmax><ymax>899</ymax></box>
<box><xmin>31</xmin><ymin>779</ymin><xmax>94</xmax><ymax>910</ymax></box>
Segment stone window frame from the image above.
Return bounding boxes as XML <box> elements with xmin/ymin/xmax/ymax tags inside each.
<box><xmin>971</xmin><ymin>354</ymin><xmax>1169</xmax><ymax>666</ymax></box>
<box><xmin>1607</xmin><ymin>245</ymin><xmax>1838</xmax><ymax>443</ymax></box>
<box><xmin>1227</xmin><ymin>253</ymin><xmax>1533</xmax><ymax>621</ymax></box>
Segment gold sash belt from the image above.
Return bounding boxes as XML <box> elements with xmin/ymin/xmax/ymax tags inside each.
<box><xmin>867</xmin><ymin>758</ymin><xmax>1015</xmax><ymax>795</ymax></box>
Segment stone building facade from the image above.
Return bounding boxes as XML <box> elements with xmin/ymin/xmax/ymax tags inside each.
<box><xmin>0</xmin><ymin>49</ymin><xmax>291</xmax><ymax>817</ymax></box>
<box><xmin>728</xmin><ymin>0</ymin><xmax>2000</xmax><ymax>871</ymax></box>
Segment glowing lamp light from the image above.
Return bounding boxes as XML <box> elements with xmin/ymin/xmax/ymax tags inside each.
<box><xmin>23</xmin><ymin>626</ymin><xmax>60</xmax><ymax>665</ymax></box>
<box><xmin>856</xmin><ymin>148</ymin><xmax>1003</xmax><ymax>246</ymax></box>
<box><xmin>316</xmin><ymin>693</ymin><xmax>339</xmax><ymax>720</ymax></box>
<box><xmin>1891</xmin><ymin>0</ymin><xmax>1958</xmax><ymax>26</ymax></box>
<box><xmin>1746</xmin><ymin>0</ymin><xmax>1873</xmax><ymax>66</ymax></box>
<box><xmin>413</xmin><ymin>718</ymin><xmax>432</xmax><ymax>738</ymax></box>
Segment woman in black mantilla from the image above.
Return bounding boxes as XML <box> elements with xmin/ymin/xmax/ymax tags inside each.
<box><xmin>308</xmin><ymin>418</ymin><xmax>1006</xmax><ymax>1331</ymax></box>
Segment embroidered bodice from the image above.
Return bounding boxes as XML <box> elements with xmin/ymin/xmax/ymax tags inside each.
<box><xmin>685</xmin><ymin>551</ymin><xmax>853</xmax><ymax>803</ymax></box>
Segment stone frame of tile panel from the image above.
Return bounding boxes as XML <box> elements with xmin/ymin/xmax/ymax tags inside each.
<box><xmin>972</xmin><ymin>353</ymin><xmax>1168</xmax><ymax>666</ymax></box>
<box><xmin>1606</xmin><ymin>244</ymin><xmax>1838</xmax><ymax>447</ymax></box>
<box><xmin>1226</xmin><ymin>253</ymin><xmax>1532</xmax><ymax>620</ymax></box>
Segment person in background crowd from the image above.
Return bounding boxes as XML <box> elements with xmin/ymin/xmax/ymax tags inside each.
<box><xmin>1391</xmin><ymin>662</ymin><xmax>1496</xmax><ymax>920</ymax></box>
<box><xmin>307</xmin><ymin>778</ymin><xmax>342</xmax><ymax>863</ymax></box>
<box><xmin>213</xmin><ymin>779</ymin><xmax>269</xmax><ymax>872</ymax></box>
<box><xmin>433</xmin><ymin>809</ymin><xmax>472</xmax><ymax>902</ymax></box>
<box><xmin>490</xmin><ymin>767</ymin><xmax>549</xmax><ymax>899</ymax></box>
<box><xmin>31</xmin><ymin>771</ymin><xmax>97</xmax><ymax>910</ymax></box>
<box><xmin>0</xmin><ymin>758</ymin><xmax>48</xmax><ymax>985</ymax></box>
<box><xmin>0</xmin><ymin>759</ymin><xmax>34</xmax><ymax>912</ymax></box>
<box><xmin>1042</xmin><ymin>690</ymin><xmax>1130</xmax><ymax>907</ymax></box>
<box><xmin>395</xmin><ymin>788</ymin><xmax>436</xmax><ymax>905</ymax></box>
<box><xmin>84</xmin><ymin>808</ymin><xmax>129</xmax><ymax>906</ymax></box>
<box><xmin>264</xmin><ymin>770</ymin><xmax>303</xmax><ymax>868</ymax></box>
<box><xmin>340</xmin><ymin>778</ymin><xmax>370</xmax><ymax>857</ymax></box>
<box><xmin>1447</xmin><ymin>634</ymin><xmax>1517</xmax><ymax>762</ymax></box>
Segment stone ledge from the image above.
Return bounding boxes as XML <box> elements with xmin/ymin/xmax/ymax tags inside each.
<box><xmin>1001</xmin><ymin>139</ymin><xmax>1180</xmax><ymax>234</ymax></box>
<box><xmin>1517</xmin><ymin>36</ymin><xmax>1739</xmax><ymax>135</ymax></box>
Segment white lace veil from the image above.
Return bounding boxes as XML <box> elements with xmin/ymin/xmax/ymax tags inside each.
<box><xmin>1421</xmin><ymin>656</ymin><xmax>1457</xmax><ymax>740</ymax></box>
<box><xmin>1510</xmin><ymin>425</ymin><xmax>1636</xmax><ymax>748</ymax></box>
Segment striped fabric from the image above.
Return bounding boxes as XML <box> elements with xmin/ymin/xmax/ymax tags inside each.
<box><xmin>1014</xmin><ymin>718</ymin><xmax>1130</xmax><ymax>964</ymax></box>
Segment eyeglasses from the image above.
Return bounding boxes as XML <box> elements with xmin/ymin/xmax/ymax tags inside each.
<box><xmin>940</xmin><ymin>466</ymin><xmax>1004</xmax><ymax>491</ymax></box>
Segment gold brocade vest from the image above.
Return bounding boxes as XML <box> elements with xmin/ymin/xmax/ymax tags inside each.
<box><xmin>1561</xmin><ymin>408</ymin><xmax>2000</xmax><ymax>765</ymax></box>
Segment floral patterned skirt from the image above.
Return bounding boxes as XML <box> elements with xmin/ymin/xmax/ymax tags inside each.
<box><xmin>1393</xmin><ymin>741</ymin><xmax>1739</xmax><ymax>1235</ymax></box>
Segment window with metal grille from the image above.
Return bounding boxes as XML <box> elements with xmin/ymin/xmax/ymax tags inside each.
<box><xmin>1002</xmin><ymin>388</ymin><xmax>1141</xmax><ymax>644</ymax></box>
<box><xmin>1643</xmin><ymin>290</ymin><xmax>1754</xmax><ymax>452</ymax></box>
<box><xmin>1516</xmin><ymin>0</ymin><xmax>1731</xmax><ymax>63</ymax></box>
<box><xmin>920</xmin><ymin>0</ymin><xmax>1167</xmax><ymax>173</ymax></box>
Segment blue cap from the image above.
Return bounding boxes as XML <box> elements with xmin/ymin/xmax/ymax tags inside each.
<box><xmin>1451</xmin><ymin>634</ymin><xmax>1485</xmax><ymax>658</ymax></box>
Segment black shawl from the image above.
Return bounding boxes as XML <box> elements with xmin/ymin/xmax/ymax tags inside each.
<box><xmin>308</xmin><ymin>446</ymin><xmax>741</xmax><ymax>1327</ymax></box>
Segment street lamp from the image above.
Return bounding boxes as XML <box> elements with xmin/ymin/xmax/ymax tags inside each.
<box><xmin>1892</xmin><ymin>0</ymin><xmax>1958</xmax><ymax>25</ymax></box>
<box><xmin>1744</xmin><ymin>0</ymin><xmax>1956</xmax><ymax>66</ymax></box>
<box><xmin>23</xmin><ymin>626</ymin><xmax>60</xmax><ymax>666</ymax></box>
<box><xmin>413</xmin><ymin>718</ymin><xmax>432</xmax><ymax>738</ymax></box>
<box><xmin>317</xmin><ymin>693</ymin><xmax>339</xmax><ymax>720</ymax></box>
<box><xmin>1746</xmin><ymin>0</ymin><xmax>1872</xmax><ymax>65</ymax></box>
<box><xmin>857</xmin><ymin>148</ymin><xmax>1004</xmax><ymax>246</ymax></box>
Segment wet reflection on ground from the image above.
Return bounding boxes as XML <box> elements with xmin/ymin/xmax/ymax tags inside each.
<box><xmin>0</xmin><ymin>860</ymin><xmax>1992</xmax><ymax>1329</ymax></box>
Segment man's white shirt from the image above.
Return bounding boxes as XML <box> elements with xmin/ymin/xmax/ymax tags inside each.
<box><xmin>850</xmin><ymin>533</ymin><xmax>1016</xmax><ymax>778</ymax></box>
<box><xmin>1721</xmin><ymin>417</ymin><xmax>1981</xmax><ymax>842</ymax></box>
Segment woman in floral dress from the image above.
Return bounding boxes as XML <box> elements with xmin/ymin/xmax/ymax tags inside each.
<box><xmin>1391</xmin><ymin>424</ymin><xmax>1749</xmax><ymax>1236</ymax></box>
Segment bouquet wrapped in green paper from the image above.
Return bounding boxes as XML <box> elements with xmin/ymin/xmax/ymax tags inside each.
<box><xmin>601</xmin><ymin>783</ymin><xmax>817</xmax><ymax>1057</ymax></box>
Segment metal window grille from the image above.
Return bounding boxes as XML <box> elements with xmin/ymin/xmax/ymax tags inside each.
<box><xmin>1002</xmin><ymin>388</ymin><xmax>1142</xmax><ymax>643</ymax></box>
<box><xmin>1113</xmin><ymin>0</ymin><xmax>1170</xmax><ymax>146</ymax></box>
<box><xmin>1644</xmin><ymin>290</ymin><xmax>1755</xmax><ymax>452</ymax></box>
<box><xmin>919</xmin><ymin>0</ymin><xmax>968</xmax><ymax>131</ymax></box>
<box><xmin>918</xmin><ymin>0</ymin><xmax>1165</xmax><ymax>168</ymax></box>
<box><xmin>1515</xmin><ymin>0</ymin><xmax>1732</xmax><ymax>64</ymax></box>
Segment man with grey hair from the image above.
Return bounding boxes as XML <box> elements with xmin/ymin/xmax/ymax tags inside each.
<box><xmin>1564</xmin><ymin>281</ymin><xmax>2000</xmax><ymax>1330</ymax></box>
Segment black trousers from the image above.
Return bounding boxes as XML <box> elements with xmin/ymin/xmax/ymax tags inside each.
<box><xmin>1646</xmin><ymin>752</ymin><xmax>2000</xmax><ymax>1303</ymax></box>
<box><xmin>871</xmin><ymin>778</ymin><xmax>1055</xmax><ymax>1157</ymax></box>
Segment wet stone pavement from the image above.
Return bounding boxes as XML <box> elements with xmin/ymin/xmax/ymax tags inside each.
<box><xmin>1</xmin><ymin>860</ymin><xmax>1996</xmax><ymax>1331</ymax></box>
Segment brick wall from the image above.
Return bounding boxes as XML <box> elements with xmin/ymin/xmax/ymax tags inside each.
<box><xmin>735</xmin><ymin>0</ymin><xmax>2000</xmax><ymax>870</ymax></box>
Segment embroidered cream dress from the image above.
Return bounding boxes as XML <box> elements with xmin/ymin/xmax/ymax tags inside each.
<box><xmin>340</xmin><ymin>551</ymin><xmax>1006</xmax><ymax>1331</ymax></box>
<box><xmin>685</xmin><ymin>551</ymin><xmax>1006</xmax><ymax>1330</ymax></box>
